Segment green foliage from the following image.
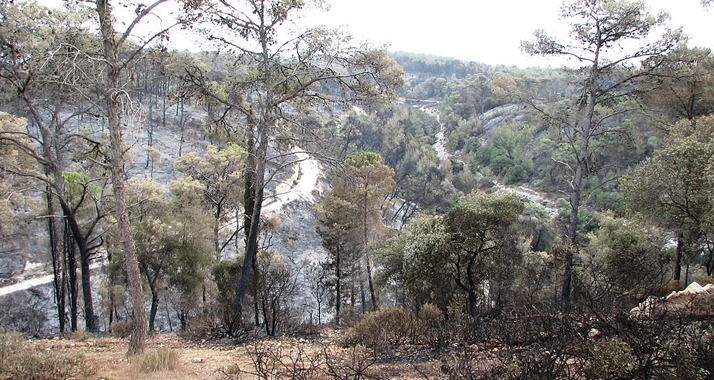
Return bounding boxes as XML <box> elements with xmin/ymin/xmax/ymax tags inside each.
<box><xmin>473</xmin><ymin>122</ymin><xmax>534</xmax><ymax>184</ymax></box>
<box><xmin>321</xmin><ymin>103</ymin><xmax>446</xmax><ymax>212</ymax></box>
<box><xmin>402</xmin><ymin>216</ymin><xmax>452</xmax><ymax>311</ymax></box>
<box><xmin>369</xmin><ymin>234</ymin><xmax>405</xmax><ymax>294</ymax></box>
<box><xmin>61</xmin><ymin>171</ymin><xmax>99</xmax><ymax>199</ymax></box>
<box><xmin>403</xmin><ymin>192</ymin><xmax>525</xmax><ymax>317</ymax></box>
<box><xmin>140</xmin><ymin>348</ymin><xmax>179</xmax><ymax>373</ymax></box>
<box><xmin>126</xmin><ymin>178</ymin><xmax>212</xmax><ymax>331</ymax></box>
<box><xmin>622</xmin><ymin>115</ymin><xmax>714</xmax><ymax>275</ymax></box>
<box><xmin>210</xmin><ymin>260</ymin><xmax>243</xmax><ymax>336</ymax></box>
<box><xmin>445</xmin><ymin>191</ymin><xmax>525</xmax><ymax>314</ymax></box>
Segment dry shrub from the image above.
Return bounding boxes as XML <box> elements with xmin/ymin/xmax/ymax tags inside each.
<box><xmin>583</xmin><ymin>337</ymin><xmax>636</xmax><ymax>379</ymax></box>
<box><xmin>2</xmin><ymin>351</ymin><xmax>96</xmax><ymax>380</ymax></box>
<box><xmin>0</xmin><ymin>329</ymin><xmax>95</xmax><ymax>380</ymax></box>
<box><xmin>0</xmin><ymin>328</ymin><xmax>22</xmax><ymax>365</ymax></box>
<box><xmin>217</xmin><ymin>339</ymin><xmax>376</xmax><ymax>380</ymax></box>
<box><xmin>70</xmin><ymin>330</ymin><xmax>93</xmax><ymax>342</ymax></box>
<box><xmin>341</xmin><ymin>307</ymin><xmax>418</xmax><ymax>352</ymax></box>
<box><xmin>417</xmin><ymin>303</ymin><xmax>443</xmax><ymax>345</ymax></box>
<box><xmin>336</xmin><ymin>305</ymin><xmax>362</xmax><ymax>327</ymax></box>
<box><xmin>653</xmin><ymin>280</ymin><xmax>685</xmax><ymax>297</ymax></box>
<box><xmin>140</xmin><ymin>348</ymin><xmax>179</xmax><ymax>372</ymax></box>
<box><xmin>110</xmin><ymin>320</ymin><xmax>133</xmax><ymax>338</ymax></box>
<box><xmin>493</xmin><ymin>310</ymin><xmax>714</xmax><ymax>380</ymax></box>
<box><xmin>288</xmin><ymin>321</ymin><xmax>325</xmax><ymax>336</ymax></box>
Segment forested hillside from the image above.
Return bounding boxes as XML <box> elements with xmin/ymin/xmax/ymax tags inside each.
<box><xmin>1</xmin><ymin>0</ymin><xmax>714</xmax><ymax>378</ymax></box>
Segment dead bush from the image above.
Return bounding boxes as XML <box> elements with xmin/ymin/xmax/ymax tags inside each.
<box><xmin>140</xmin><ymin>348</ymin><xmax>179</xmax><ymax>372</ymax></box>
<box><xmin>336</xmin><ymin>306</ymin><xmax>362</xmax><ymax>328</ymax></box>
<box><xmin>0</xmin><ymin>347</ymin><xmax>95</xmax><ymax>380</ymax></box>
<box><xmin>70</xmin><ymin>330</ymin><xmax>93</xmax><ymax>342</ymax></box>
<box><xmin>217</xmin><ymin>339</ymin><xmax>376</xmax><ymax>380</ymax></box>
<box><xmin>417</xmin><ymin>303</ymin><xmax>443</xmax><ymax>345</ymax></box>
<box><xmin>341</xmin><ymin>307</ymin><xmax>418</xmax><ymax>352</ymax></box>
<box><xmin>110</xmin><ymin>320</ymin><xmax>133</xmax><ymax>338</ymax></box>
<box><xmin>0</xmin><ymin>328</ymin><xmax>22</xmax><ymax>365</ymax></box>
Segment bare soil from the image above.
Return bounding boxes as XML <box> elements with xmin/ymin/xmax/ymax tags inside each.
<box><xmin>22</xmin><ymin>331</ymin><xmax>445</xmax><ymax>379</ymax></box>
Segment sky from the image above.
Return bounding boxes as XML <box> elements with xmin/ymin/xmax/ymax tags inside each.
<box><xmin>297</xmin><ymin>0</ymin><xmax>713</xmax><ymax>68</ymax></box>
<box><xmin>38</xmin><ymin>0</ymin><xmax>714</xmax><ymax>68</ymax></box>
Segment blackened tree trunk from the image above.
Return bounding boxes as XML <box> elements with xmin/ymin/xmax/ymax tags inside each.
<box><xmin>335</xmin><ymin>245</ymin><xmax>341</xmax><ymax>325</ymax></box>
<box><xmin>47</xmin><ymin>187</ymin><xmax>66</xmax><ymax>334</ymax></box>
<box><xmin>65</xmin><ymin>223</ymin><xmax>78</xmax><ymax>332</ymax></box>
<box><xmin>674</xmin><ymin>233</ymin><xmax>684</xmax><ymax>281</ymax></box>
<box><xmin>148</xmin><ymin>284</ymin><xmax>159</xmax><ymax>333</ymax></box>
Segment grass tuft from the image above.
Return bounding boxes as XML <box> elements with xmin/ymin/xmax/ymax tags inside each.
<box><xmin>140</xmin><ymin>348</ymin><xmax>179</xmax><ymax>372</ymax></box>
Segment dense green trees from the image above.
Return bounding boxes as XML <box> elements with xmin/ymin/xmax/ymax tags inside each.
<box><xmin>127</xmin><ymin>178</ymin><xmax>212</xmax><ymax>332</ymax></box>
<box><xmin>401</xmin><ymin>192</ymin><xmax>524</xmax><ymax>317</ymax></box>
<box><xmin>317</xmin><ymin>152</ymin><xmax>394</xmax><ymax>318</ymax></box>
<box><xmin>174</xmin><ymin>144</ymin><xmax>246</xmax><ymax>260</ymax></box>
<box><xmin>622</xmin><ymin>115</ymin><xmax>714</xmax><ymax>278</ymax></box>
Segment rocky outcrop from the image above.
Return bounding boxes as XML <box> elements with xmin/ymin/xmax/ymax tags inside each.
<box><xmin>630</xmin><ymin>282</ymin><xmax>714</xmax><ymax>318</ymax></box>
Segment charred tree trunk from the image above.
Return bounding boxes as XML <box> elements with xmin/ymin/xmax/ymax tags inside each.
<box><xmin>65</xmin><ymin>222</ymin><xmax>78</xmax><ymax>332</ymax></box>
<box><xmin>335</xmin><ymin>245</ymin><xmax>341</xmax><ymax>325</ymax></box>
<box><xmin>674</xmin><ymin>233</ymin><xmax>684</xmax><ymax>282</ymax></box>
<box><xmin>148</xmin><ymin>283</ymin><xmax>159</xmax><ymax>333</ymax></box>
<box><xmin>47</xmin><ymin>187</ymin><xmax>66</xmax><ymax>335</ymax></box>
<box><xmin>234</xmin><ymin>120</ymin><xmax>267</xmax><ymax>322</ymax></box>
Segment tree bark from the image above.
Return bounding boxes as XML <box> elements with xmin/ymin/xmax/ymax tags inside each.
<box><xmin>335</xmin><ymin>245</ymin><xmax>341</xmax><ymax>325</ymax></box>
<box><xmin>148</xmin><ymin>284</ymin><xmax>159</xmax><ymax>333</ymax></box>
<box><xmin>467</xmin><ymin>290</ymin><xmax>478</xmax><ymax>318</ymax></box>
<box><xmin>97</xmin><ymin>0</ymin><xmax>147</xmax><ymax>354</ymax></box>
<box><xmin>234</xmin><ymin>118</ymin><xmax>268</xmax><ymax>321</ymax></box>
<box><xmin>65</xmin><ymin>223</ymin><xmax>78</xmax><ymax>332</ymax></box>
<box><xmin>363</xmin><ymin>191</ymin><xmax>378</xmax><ymax>311</ymax></box>
<box><xmin>47</xmin><ymin>186</ymin><xmax>66</xmax><ymax>335</ymax></box>
<box><xmin>674</xmin><ymin>233</ymin><xmax>683</xmax><ymax>281</ymax></box>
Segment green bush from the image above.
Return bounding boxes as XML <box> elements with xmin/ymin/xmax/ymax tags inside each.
<box><xmin>140</xmin><ymin>348</ymin><xmax>179</xmax><ymax>372</ymax></box>
<box><xmin>211</xmin><ymin>260</ymin><xmax>243</xmax><ymax>336</ymax></box>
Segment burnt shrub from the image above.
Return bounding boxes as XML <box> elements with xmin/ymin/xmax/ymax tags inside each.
<box><xmin>341</xmin><ymin>307</ymin><xmax>419</xmax><ymax>352</ymax></box>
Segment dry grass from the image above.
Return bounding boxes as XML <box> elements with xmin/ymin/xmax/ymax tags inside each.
<box><xmin>140</xmin><ymin>347</ymin><xmax>180</xmax><ymax>372</ymax></box>
<box><xmin>8</xmin><ymin>332</ymin><xmax>446</xmax><ymax>380</ymax></box>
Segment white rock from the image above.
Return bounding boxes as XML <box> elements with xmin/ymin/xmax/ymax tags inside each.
<box><xmin>191</xmin><ymin>357</ymin><xmax>203</xmax><ymax>363</ymax></box>
<box><xmin>682</xmin><ymin>282</ymin><xmax>706</xmax><ymax>295</ymax></box>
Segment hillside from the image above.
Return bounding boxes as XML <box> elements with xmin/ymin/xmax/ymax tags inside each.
<box><xmin>2</xmin><ymin>0</ymin><xmax>714</xmax><ymax>378</ymax></box>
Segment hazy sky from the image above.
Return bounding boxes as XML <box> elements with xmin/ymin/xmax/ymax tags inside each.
<box><xmin>39</xmin><ymin>0</ymin><xmax>713</xmax><ymax>68</ymax></box>
<box><xmin>299</xmin><ymin>0</ymin><xmax>713</xmax><ymax>68</ymax></box>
